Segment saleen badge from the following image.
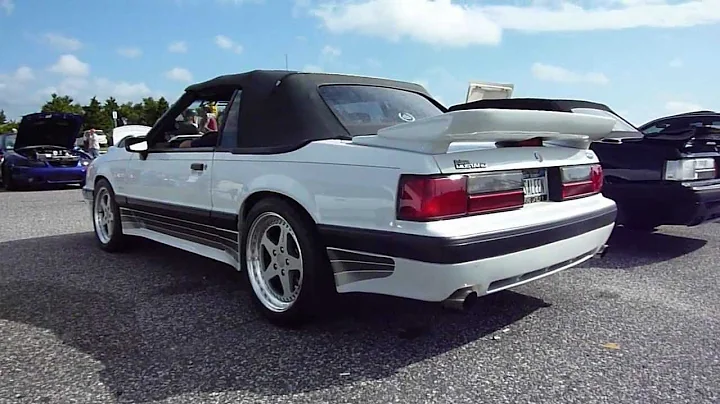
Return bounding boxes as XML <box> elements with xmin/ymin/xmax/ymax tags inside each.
<box><xmin>534</xmin><ymin>152</ymin><xmax>543</xmax><ymax>162</ymax></box>
<box><xmin>454</xmin><ymin>159</ymin><xmax>487</xmax><ymax>170</ymax></box>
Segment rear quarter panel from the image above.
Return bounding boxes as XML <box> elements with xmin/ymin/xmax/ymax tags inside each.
<box><xmin>210</xmin><ymin>140</ymin><xmax>439</xmax><ymax>232</ymax></box>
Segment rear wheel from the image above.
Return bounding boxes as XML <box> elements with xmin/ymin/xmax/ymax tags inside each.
<box><xmin>92</xmin><ymin>179</ymin><xmax>126</xmax><ymax>252</ymax></box>
<box><xmin>242</xmin><ymin>197</ymin><xmax>333</xmax><ymax>327</ymax></box>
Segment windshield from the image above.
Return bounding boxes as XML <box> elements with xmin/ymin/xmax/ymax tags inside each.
<box><xmin>571</xmin><ymin>108</ymin><xmax>638</xmax><ymax>133</ymax></box>
<box><xmin>4</xmin><ymin>134</ymin><xmax>16</xmax><ymax>149</ymax></box>
<box><xmin>318</xmin><ymin>85</ymin><xmax>444</xmax><ymax>136</ymax></box>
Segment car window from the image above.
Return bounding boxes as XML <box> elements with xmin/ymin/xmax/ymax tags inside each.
<box><xmin>218</xmin><ymin>90</ymin><xmax>242</xmax><ymax>149</ymax></box>
<box><xmin>318</xmin><ymin>85</ymin><xmax>443</xmax><ymax>135</ymax></box>
<box><xmin>571</xmin><ymin>108</ymin><xmax>638</xmax><ymax>133</ymax></box>
<box><xmin>642</xmin><ymin>116</ymin><xmax>720</xmax><ymax>135</ymax></box>
<box><xmin>5</xmin><ymin>134</ymin><xmax>16</xmax><ymax>150</ymax></box>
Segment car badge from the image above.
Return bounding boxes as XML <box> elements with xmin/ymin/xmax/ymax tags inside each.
<box><xmin>398</xmin><ymin>112</ymin><xmax>416</xmax><ymax>122</ymax></box>
<box><xmin>454</xmin><ymin>159</ymin><xmax>486</xmax><ymax>170</ymax></box>
<box><xmin>533</xmin><ymin>152</ymin><xmax>543</xmax><ymax>162</ymax></box>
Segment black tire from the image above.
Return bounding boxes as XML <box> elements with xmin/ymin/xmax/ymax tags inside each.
<box><xmin>2</xmin><ymin>165</ymin><xmax>16</xmax><ymax>191</ymax></box>
<box><xmin>92</xmin><ymin>178</ymin><xmax>127</xmax><ymax>252</ymax></box>
<box><xmin>241</xmin><ymin>197</ymin><xmax>335</xmax><ymax>327</ymax></box>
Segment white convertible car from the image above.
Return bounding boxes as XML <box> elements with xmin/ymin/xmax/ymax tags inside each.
<box><xmin>82</xmin><ymin>70</ymin><xmax>617</xmax><ymax>325</ymax></box>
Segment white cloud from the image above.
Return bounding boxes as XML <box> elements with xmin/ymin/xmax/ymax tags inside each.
<box><xmin>302</xmin><ymin>64</ymin><xmax>324</xmax><ymax>73</ymax></box>
<box><xmin>308</xmin><ymin>0</ymin><xmax>720</xmax><ymax>47</ymax></box>
<box><xmin>43</xmin><ymin>33</ymin><xmax>83</xmax><ymax>51</ymax></box>
<box><xmin>1</xmin><ymin>0</ymin><xmax>14</xmax><ymax>15</ymax></box>
<box><xmin>48</xmin><ymin>54</ymin><xmax>90</xmax><ymax>77</ymax></box>
<box><xmin>117</xmin><ymin>47</ymin><xmax>142</xmax><ymax>58</ymax></box>
<box><xmin>214</xmin><ymin>35</ymin><xmax>243</xmax><ymax>54</ymax></box>
<box><xmin>665</xmin><ymin>101</ymin><xmax>704</xmax><ymax>114</ymax></box>
<box><xmin>310</xmin><ymin>0</ymin><xmax>502</xmax><ymax>47</ymax></box>
<box><xmin>165</xmin><ymin>67</ymin><xmax>193</xmax><ymax>82</ymax></box>
<box><xmin>321</xmin><ymin>45</ymin><xmax>341</xmax><ymax>58</ymax></box>
<box><xmin>1</xmin><ymin>66</ymin><xmax>34</xmax><ymax>83</ymax></box>
<box><xmin>168</xmin><ymin>41</ymin><xmax>188</xmax><ymax>53</ymax></box>
<box><xmin>669</xmin><ymin>58</ymin><xmax>684</xmax><ymax>68</ymax></box>
<box><xmin>531</xmin><ymin>62</ymin><xmax>609</xmax><ymax>85</ymax></box>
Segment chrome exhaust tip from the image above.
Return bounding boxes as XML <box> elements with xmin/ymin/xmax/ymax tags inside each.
<box><xmin>594</xmin><ymin>244</ymin><xmax>609</xmax><ymax>258</ymax></box>
<box><xmin>442</xmin><ymin>288</ymin><xmax>478</xmax><ymax>311</ymax></box>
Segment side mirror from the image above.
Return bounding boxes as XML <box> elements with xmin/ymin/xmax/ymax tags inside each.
<box><xmin>125</xmin><ymin>136</ymin><xmax>148</xmax><ymax>153</ymax></box>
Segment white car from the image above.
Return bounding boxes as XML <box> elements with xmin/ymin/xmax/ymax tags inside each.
<box><xmin>82</xmin><ymin>70</ymin><xmax>617</xmax><ymax>326</ymax></box>
<box><xmin>75</xmin><ymin>129</ymin><xmax>109</xmax><ymax>148</ymax></box>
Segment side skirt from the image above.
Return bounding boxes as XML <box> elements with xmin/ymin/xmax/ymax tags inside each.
<box><xmin>119</xmin><ymin>207</ymin><xmax>241</xmax><ymax>269</ymax></box>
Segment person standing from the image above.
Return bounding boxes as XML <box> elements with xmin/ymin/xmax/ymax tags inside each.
<box><xmin>85</xmin><ymin>129</ymin><xmax>100</xmax><ymax>158</ymax></box>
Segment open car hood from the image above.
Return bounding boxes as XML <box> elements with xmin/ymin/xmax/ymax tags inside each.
<box><xmin>15</xmin><ymin>112</ymin><xmax>84</xmax><ymax>150</ymax></box>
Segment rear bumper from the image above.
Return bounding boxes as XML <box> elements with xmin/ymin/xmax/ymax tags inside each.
<box><xmin>319</xmin><ymin>204</ymin><xmax>616</xmax><ymax>302</ymax></box>
<box><xmin>605</xmin><ymin>180</ymin><xmax>720</xmax><ymax>226</ymax></box>
<box><xmin>9</xmin><ymin>165</ymin><xmax>87</xmax><ymax>185</ymax></box>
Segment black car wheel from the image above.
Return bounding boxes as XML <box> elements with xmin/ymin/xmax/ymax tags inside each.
<box><xmin>2</xmin><ymin>165</ymin><xmax>16</xmax><ymax>191</ymax></box>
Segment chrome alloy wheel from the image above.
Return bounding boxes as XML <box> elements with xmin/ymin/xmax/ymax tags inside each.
<box><xmin>93</xmin><ymin>188</ymin><xmax>115</xmax><ymax>244</ymax></box>
<box><xmin>246</xmin><ymin>212</ymin><xmax>304</xmax><ymax>312</ymax></box>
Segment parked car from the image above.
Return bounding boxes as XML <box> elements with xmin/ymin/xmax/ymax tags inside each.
<box><xmin>1</xmin><ymin>112</ymin><xmax>92</xmax><ymax>190</ymax></box>
<box><xmin>638</xmin><ymin>110</ymin><xmax>720</xmax><ymax>135</ymax></box>
<box><xmin>83</xmin><ymin>70</ymin><xmax>617</xmax><ymax>325</ymax></box>
<box><xmin>450</xmin><ymin>98</ymin><xmax>720</xmax><ymax>230</ymax></box>
<box><xmin>74</xmin><ymin>129</ymin><xmax>109</xmax><ymax>149</ymax></box>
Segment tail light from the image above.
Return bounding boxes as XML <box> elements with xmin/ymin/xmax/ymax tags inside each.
<box><xmin>560</xmin><ymin>164</ymin><xmax>603</xmax><ymax>200</ymax></box>
<box><xmin>397</xmin><ymin>171</ymin><xmax>525</xmax><ymax>221</ymax></box>
<box><xmin>664</xmin><ymin>158</ymin><xmax>717</xmax><ymax>181</ymax></box>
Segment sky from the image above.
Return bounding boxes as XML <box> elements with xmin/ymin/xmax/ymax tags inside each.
<box><xmin>1</xmin><ymin>0</ymin><xmax>719</xmax><ymax>125</ymax></box>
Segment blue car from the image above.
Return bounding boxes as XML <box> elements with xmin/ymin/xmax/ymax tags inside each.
<box><xmin>0</xmin><ymin>112</ymin><xmax>92</xmax><ymax>190</ymax></box>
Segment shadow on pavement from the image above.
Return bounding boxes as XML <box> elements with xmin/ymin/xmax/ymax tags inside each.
<box><xmin>0</xmin><ymin>232</ymin><xmax>549</xmax><ymax>403</ymax></box>
<box><xmin>591</xmin><ymin>226</ymin><xmax>707</xmax><ymax>269</ymax></box>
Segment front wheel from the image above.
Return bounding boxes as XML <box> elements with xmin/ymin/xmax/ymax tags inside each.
<box><xmin>2</xmin><ymin>165</ymin><xmax>16</xmax><ymax>190</ymax></box>
<box><xmin>92</xmin><ymin>179</ymin><xmax>126</xmax><ymax>252</ymax></box>
<box><xmin>241</xmin><ymin>198</ymin><xmax>333</xmax><ymax>327</ymax></box>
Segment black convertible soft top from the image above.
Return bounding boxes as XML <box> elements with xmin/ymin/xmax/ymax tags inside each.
<box><xmin>173</xmin><ymin>70</ymin><xmax>443</xmax><ymax>151</ymax></box>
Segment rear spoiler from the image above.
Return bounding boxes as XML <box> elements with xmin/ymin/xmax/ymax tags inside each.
<box><xmin>351</xmin><ymin>109</ymin><xmax>616</xmax><ymax>154</ymax></box>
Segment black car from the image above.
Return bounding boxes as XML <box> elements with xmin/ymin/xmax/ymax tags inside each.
<box><xmin>448</xmin><ymin>98</ymin><xmax>720</xmax><ymax>231</ymax></box>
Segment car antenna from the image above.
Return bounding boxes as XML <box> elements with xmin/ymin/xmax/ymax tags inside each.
<box><xmin>285</xmin><ymin>53</ymin><xmax>289</xmax><ymax>70</ymax></box>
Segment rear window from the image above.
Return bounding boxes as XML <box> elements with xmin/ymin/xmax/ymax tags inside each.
<box><xmin>571</xmin><ymin>108</ymin><xmax>638</xmax><ymax>133</ymax></box>
<box><xmin>318</xmin><ymin>85</ymin><xmax>444</xmax><ymax>136</ymax></box>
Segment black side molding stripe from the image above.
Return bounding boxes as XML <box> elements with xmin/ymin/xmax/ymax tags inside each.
<box><xmin>318</xmin><ymin>205</ymin><xmax>617</xmax><ymax>265</ymax></box>
<box><xmin>122</xmin><ymin>216</ymin><xmax>238</xmax><ymax>255</ymax></box>
<box><xmin>119</xmin><ymin>207</ymin><xmax>238</xmax><ymax>240</ymax></box>
<box><xmin>116</xmin><ymin>196</ymin><xmax>239</xmax><ymax>231</ymax></box>
<box><xmin>121</xmin><ymin>210</ymin><xmax>238</xmax><ymax>252</ymax></box>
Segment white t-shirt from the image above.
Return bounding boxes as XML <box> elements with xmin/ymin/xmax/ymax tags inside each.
<box><xmin>85</xmin><ymin>132</ymin><xmax>100</xmax><ymax>149</ymax></box>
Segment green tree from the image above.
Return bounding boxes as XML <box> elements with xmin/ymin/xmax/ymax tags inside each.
<box><xmin>41</xmin><ymin>94</ymin><xmax>83</xmax><ymax>114</ymax></box>
<box><xmin>82</xmin><ymin>96</ymin><xmax>112</xmax><ymax>132</ymax></box>
<box><xmin>0</xmin><ymin>109</ymin><xmax>6</xmax><ymax>125</ymax></box>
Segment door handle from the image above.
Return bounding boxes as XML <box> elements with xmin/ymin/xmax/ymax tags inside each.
<box><xmin>190</xmin><ymin>162</ymin><xmax>205</xmax><ymax>171</ymax></box>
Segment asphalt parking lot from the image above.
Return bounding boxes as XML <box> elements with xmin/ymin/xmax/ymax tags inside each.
<box><xmin>1</xmin><ymin>188</ymin><xmax>718</xmax><ymax>404</ymax></box>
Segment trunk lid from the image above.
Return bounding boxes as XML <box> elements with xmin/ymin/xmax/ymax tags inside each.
<box><xmin>15</xmin><ymin>112</ymin><xmax>84</xmax><ymax>150</ymax></box>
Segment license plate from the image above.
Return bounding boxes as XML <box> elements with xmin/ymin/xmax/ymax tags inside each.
<box><xmin>523</xmin><ymin>169</ymin><xmax>548</xmax><ymax>204</ymax></box>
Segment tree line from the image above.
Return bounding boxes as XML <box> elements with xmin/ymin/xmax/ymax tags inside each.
<box><xmin>0</xmin><ymin>93</ymin><xmax>171</xmax><ymax>136</ymax></box>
